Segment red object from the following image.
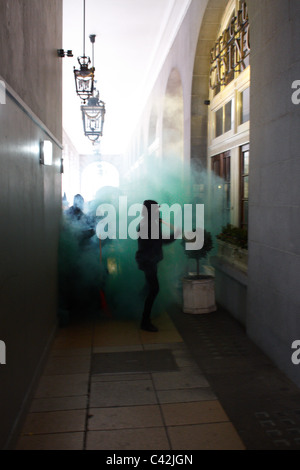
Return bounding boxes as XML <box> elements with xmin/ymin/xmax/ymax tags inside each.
<box><xmin>99</xmin><ymin>238</ymin><xmax>111</xmax><ymax>317</ymax></box>
<box><xmin>100</xmin><ymin>289</ymin><xmax>107</xmax><ymax>308</ymax></box>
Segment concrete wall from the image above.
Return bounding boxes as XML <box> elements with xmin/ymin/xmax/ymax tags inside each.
<box><xmin>0</xmin><ymin>0</ymin><xmax>62</xmax><ymax>449</ymax></box>
<box><xmin>0</xmin><ymin>0</ymin><xmax>62</xmax><ymax>139</ymax></box>
<box><xmin>247</xmin><ymin>0</ymin><xmax>300</xmax><ymax>387</ymax></box>
<box><xmin>213</xmin><ymin>260</ymin><xmax>247</xmax><ymax>325</ymax></box>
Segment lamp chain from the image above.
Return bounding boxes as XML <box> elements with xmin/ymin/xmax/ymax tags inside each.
<box><xmin>83</xmin><ymin>0</ymin><xmax>86</xmax><ymax>57</ymax></box>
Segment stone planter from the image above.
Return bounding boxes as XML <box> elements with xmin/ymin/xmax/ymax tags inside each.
<box><xmin>217</xmin><ymin>239</ymin><xmax>248</xmax><ymax>273</ymax></box>
<box><xmin>182</xmin><ymin>275</ymin><xmax>216</xmax><ymax>314</ymax></box>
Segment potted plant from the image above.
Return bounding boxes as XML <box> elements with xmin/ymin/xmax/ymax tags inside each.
<box><xmin>182</xmin><ymin>229</ymin><xmax>216</xmax><ymax>314</ymax></box>
<box><xmin>216</xmin><ymin>224</ymin><xmax>248</xmax><ymax>272</ymax></box>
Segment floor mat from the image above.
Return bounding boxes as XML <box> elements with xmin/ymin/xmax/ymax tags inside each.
<box><xmin>91</xmin><ymin>349</ymin><xmax>179</xmax><ymax>375</ymax></box>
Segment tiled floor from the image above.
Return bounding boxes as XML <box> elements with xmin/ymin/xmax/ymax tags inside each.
<box><xmin>15</xmin><ymin>311</ymin><xmax>246</xmax><ymax>450</ymax></box>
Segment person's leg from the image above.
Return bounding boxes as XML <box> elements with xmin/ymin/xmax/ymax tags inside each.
<box><xmin>141</xmin><ymin>266</ymin><xmax>159</xmax><ymax>331</ymax></box>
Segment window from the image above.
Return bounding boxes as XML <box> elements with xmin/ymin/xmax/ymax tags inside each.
<box><xmin>240</xmin><ymin>144</ymin><xmax>249</xmax><ymax>229</ymax></box>
<box><xmin>212</xmin><ymin>152</ymin><xmax>231</xmax><ymax>226</ymax></box>
<box><xmin>208</xmin><ymin>1</ymin><xmax>250</xmax><ymax>241</ymax></box>
<box><xmin>215</xmin><ymin>108</ymin><xmax>223</xmax><ymax>137</ymax></box>
<box><xmin>224</xmin><ymin>101</ymin><xmax>232</xmax><ymax>132</ymax></box>
<box><xmin>239</xmin><ymin>87</ymin><xmax>250</xmax><ymax>124</ymax></box>
<box><xmin>214</xmin><ymin>101</ymin><xmax>232</xmax><ymax>138</ymax></box>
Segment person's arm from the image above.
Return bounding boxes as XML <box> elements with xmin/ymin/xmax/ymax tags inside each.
<box><xmin>160</xmin><ymin>219</ymin><xmax>181</xmax><ymax>244</ymax></box>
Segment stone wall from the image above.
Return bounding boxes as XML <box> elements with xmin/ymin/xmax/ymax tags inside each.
<box><xmin>247</xmin><ymin>0</ymin><xmax>300</xmax><ymax>387</ymax></box>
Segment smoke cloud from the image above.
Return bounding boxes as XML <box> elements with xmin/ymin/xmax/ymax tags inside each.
<box><xmin>58</xmin><ymin>156</ymin><xmax>228</xmax><ymax>323</ymax></box>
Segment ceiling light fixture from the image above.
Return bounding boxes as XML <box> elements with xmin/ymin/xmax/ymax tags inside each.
<box><xmin>81</xmin><ymin>89</ymin><xmax>106</xmax><ymax>143</ymax></box>
<box><xmin>80</xmin><ymin>34</ymin><xmax>106</xmax><ymax>142</ymax></box>
<box><xmin>73</xmin><ymin>0</ymin><xmax>95</xmax><ymax>103</ymax></box>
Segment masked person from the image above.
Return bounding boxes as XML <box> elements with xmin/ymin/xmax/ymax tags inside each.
<box><xmin>135</xmin><ymin>200</ymin><xmax>177</xmax><ymax>332</ymax></box>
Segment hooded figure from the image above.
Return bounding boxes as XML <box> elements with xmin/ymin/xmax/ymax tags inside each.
<box><xmin>65</xmin><ymin>194</ymin><xmax>95</xmax><ymax>245</ymax></box>
<box><xmin>135</xmin><ymin>200</ymin><xmax>176</xmax><ymax>332</ymax></box>
<box><xmin>66</xmin><ymin>194</ymin><xmax>85</xmax><ymax>221</ymax></box>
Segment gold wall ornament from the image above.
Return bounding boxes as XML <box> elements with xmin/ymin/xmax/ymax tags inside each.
<box><xmin>209</xmin><ymin>1</ymin><xmax>250</xmax><ymax>91</ymax></box>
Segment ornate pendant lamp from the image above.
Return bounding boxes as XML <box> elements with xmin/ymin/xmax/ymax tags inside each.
<box><xmin>81</xmin><ymin>90</ymin><xmax>106</xmax><ymax>143</ymax></box>
<box><xmin>73</xmin><ymin>0</ymin><xmax>94</xmax><ymax>103</ymax></box>
<box><xmin>81</xmin><ymin>35</ymin><xmax>106</xmax><ymax>142</ymax></box>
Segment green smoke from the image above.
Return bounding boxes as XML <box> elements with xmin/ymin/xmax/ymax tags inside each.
<box><xmin>58</xmin><ymin>157</ymin><xmax>227</xmax><ymax>321</ymax></box>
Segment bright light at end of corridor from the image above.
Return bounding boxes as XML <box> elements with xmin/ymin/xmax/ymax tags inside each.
<box><xmin>81</xmin><ymin>161</ymin><xmax>120</xmax><ymax>202</ymax></box>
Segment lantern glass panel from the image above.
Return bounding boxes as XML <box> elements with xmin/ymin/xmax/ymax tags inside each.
<box><xmin>74</xmin><ymin>57</ymin><xmax>94</xmax><ymax>101</ymax></box>
<box><xmin>81</xmin><ymin>101</ymin><xmax>105</xmax><ymax>140</ymax></box>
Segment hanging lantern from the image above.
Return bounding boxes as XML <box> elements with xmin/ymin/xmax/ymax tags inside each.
<box><xmin>81</xmin><ymin>92</ymin><xmax>106</xmax><ymax>142</ymax></box>
<box><xmin>74</xmin><ymin>56</ymin><xmax>95</xmax><ymax>103</ymax></box>
<box><xmin>73</xmin><ymin>0</ymin><xmax>94</xmax><ymax>103</ymax></box>
<box><xmin>73</xmin><ymin>3</ymin><xmax>106</xmax><ymax>139</ymax></box>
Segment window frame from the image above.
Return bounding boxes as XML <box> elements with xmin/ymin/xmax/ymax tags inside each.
<box><xmin>240</xmin><ymin>143</ymin><xmax>249</xmax><ymax>230</ymax></box>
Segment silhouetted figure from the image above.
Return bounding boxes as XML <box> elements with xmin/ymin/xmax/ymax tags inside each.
<box><xmin>66</xmin><ymin>194</ymin><xmax>95</xmax><ymax>245</ymax></box>
<box><xmin>66</xmin><ymin>194</ymin><xmax>85</xmax><ymax>221</ymax></box>
<box><xmin>59</xmin><ymin>193</ymin><xmax>98</xmax><ymax>318</ymax></box>
<box><xmin>135</xmin><ymin>200</ymin><xmax>176</xmax><ymax>332</ymax></box>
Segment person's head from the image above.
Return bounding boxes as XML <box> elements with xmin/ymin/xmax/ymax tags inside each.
<box><xmin>73</xmin><ymin>194</ymin><xmax>84</xmax><ymax>210</ymax></box>
<box><xmin>142</xmin><ymin>200</ymin><xmax>160</xmax><ymax>221</ymax></box>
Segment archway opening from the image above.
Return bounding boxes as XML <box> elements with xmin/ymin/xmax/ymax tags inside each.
<box><xmin>162</xmin><ymin>68</ymin><xmax>184</xmax><ymax>160</ymax></box>
<box><xmin>81</xmin><ymin>161</ymin><xmax>120</xmax><ymax>202</ymax></box>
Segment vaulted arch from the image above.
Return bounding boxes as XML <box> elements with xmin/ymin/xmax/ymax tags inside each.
<box><xmin>191</xmin><ymin>0</ymin><xmax>228</xmax><ymax>166</ymax></box>
<box><xmin>162</xmin><ymin>68</ymin><xmax>184</xmax><ymax>160</ymax></box>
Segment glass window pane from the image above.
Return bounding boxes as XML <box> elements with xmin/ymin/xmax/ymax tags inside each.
<box><xmin>240</xmin><ymin>87</ymin><xmax>250</xmax><ymax>124</ymax></box>
<box><xmin>243</xmin><ymin>176</ymin><xmax>249</xmax><ymax>199</ymax></box>
<box><xmin>215</xmin><ymin>108</ymin><xmax>223</xmax><ymax>137</ymax></box>
<box><xmin>225</xmin><ymin>183</ymin><xmax>231</xmax><ymax>210</ymax></box>
<box><xmin>224</xmin><ymin>156</ymin><xmax>231</xmax><ymax>182</ymax></box>
<box><xmin>225</xmin><ymin>101</ymin><xmax>232</xmax><ymax>133</ymax></box>
<box><xmin>243</xmin><ymin>151</ymin><xmax>249</xmax><ymax>174</ymax></box>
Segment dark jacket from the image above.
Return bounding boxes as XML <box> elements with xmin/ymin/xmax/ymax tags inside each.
<box><xmin>135</xmin><ymin>218</ymin><xmax>175</xmax><ymax>271</ymax></box>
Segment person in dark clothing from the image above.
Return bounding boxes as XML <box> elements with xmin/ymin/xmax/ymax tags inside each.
<box><xmin>59</xmin><ymin>193</ymin><xmax>98</xmax><ymax>315</ymax></box>
<box><xmin>135</xmin><ymin>200</ymin><xmax>177</xmax><ymax>332</ymax></box>
<box><xmin>66</xmin><ymin>194</ymin><xmax>85</xmax><ymax>221</ymax></box>
<box><xmin>65</xmin><ymin>194</ymin><xmax>95</xmax><ymax>245</ymax></box>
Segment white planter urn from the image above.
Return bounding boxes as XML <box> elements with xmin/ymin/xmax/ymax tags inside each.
<box><xmin>182</xmin><ymin>275</ymin><xmax>216</xmax><ymax>314</ymax></box>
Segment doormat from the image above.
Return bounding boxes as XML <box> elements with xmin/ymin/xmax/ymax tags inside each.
<box><xmin>91</xmin><ymin>349</ymin><xmax>179</xmax><ymax>375</ymax></box>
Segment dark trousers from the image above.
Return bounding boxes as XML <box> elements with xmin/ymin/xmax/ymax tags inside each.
<box><xmin>142</xmin><ymin>265</ymin><xmax>159</xmax><ymax>324</ymax></box>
